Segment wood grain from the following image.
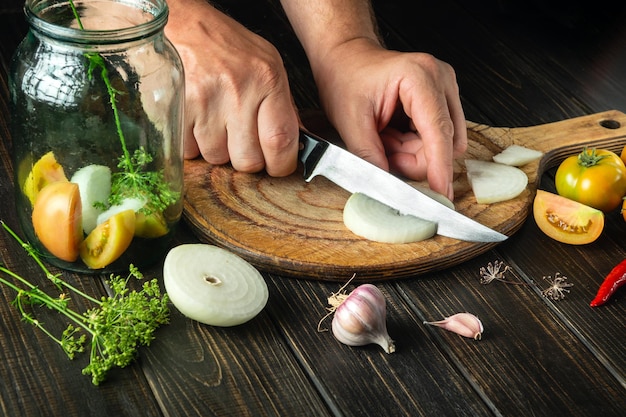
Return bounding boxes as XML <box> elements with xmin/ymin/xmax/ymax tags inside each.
<box><xmin>2</xmin><ymin>1</ymin><xmax>626</xmax><ymax>416</ymax></box>
<box><xmin>183</xmin><ymin>110</ymin><xmax>626</xmax><ymax>281</ymax></box>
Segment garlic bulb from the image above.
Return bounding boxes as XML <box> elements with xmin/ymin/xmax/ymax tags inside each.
<box><xmin>424</xmin><ymin>313</ymin><xmax>484</xmax><ymax>340</ymax></box>
<box><xmin>330</xmin><ymin>283</ymin><xmax>395</xmax><ymax>353</ymax></box>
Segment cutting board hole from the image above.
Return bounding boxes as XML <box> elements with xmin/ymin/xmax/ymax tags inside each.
<box><xmin>599</xmin><ymin>119</ymin><xmax>621</xmax><ymax>129</ymax></box>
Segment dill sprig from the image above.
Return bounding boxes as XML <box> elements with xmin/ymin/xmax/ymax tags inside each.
<box><xmin>108</xmin><ymin>148</ymin><xmax>180</xmax><ymax>214</ymax></box>
<box><xmin>71</xmin><ymin>0</ymin><xmax>179</xmax><ymax>214</ymax></box>
<box><xmin>0</xmin><ymin>221</ymin><xmax>170</xmax><ymax>385</ymax></box>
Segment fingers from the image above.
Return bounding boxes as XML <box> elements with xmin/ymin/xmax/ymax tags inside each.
<box><xmin>380</xmin><ymin>128</ymin><xmax>427</xmax><ymax>179</ymax></box>
<box><xmin>221</xmin><ymin>75</ymin><xmax>298</xmax><ymax>176</ymax></box>
<box><xmin>342</xmin><ymin>122</ymin><xmax>391</xmax><ymax>173</ymax></box>
<box><xmin>171</xmin><ymin>3</ymin><xmax>299</xmax><ymax>177</ymax></box>
<box><xmin>256</xmin><ymin>92</ymin><xmax>300</xmax><ymax>177</ymax></box>
<box><xmin>183</xmin><ymin>121</ymin><xmax>201</xmax><ymax>160</ymax></box>
<box><xmin>187</xmin><ymin>90</ymin><xmax>299</xmax><ymax>178</ymax></box>
<box><xmin>399</xmin><ymin>57</ymin><xmax>465</xmax><ymax>200</ymax></box>
<box><xmin>313</xmin><ymin>41</ymin><xmax>466</xmax><ymax>201</ymax></box>
<box><xmin>412</xmin><ymin>104</ymin><xmax>456</xmax><ymax>200</ymax></box>
<box><xmin>446</xmin><ymin>82</ymin><xmax>468</xmax><ymax>159</ymax></box>
<box><xmin>223</xmin><ymin>93</ymin><xmax>299</xmax><ymax>177</ymax></box>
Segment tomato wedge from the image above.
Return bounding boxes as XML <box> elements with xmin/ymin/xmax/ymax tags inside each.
<box><xmin>32</xmin><ymin>181</ymin><xmax>83</xmax><ymax>262</ymax></box>
<box><xmin>23</xmin><ymin>151</ymin><xmax>68</xmax><ymax>206</ymax></box>
<box><xmin>80</xmin><ymin>209</ymin><xmax>136</xmax><ymax>269</ymax></box>
<box><xmin>134</xmin><ymin>211</ymin><xmax>169</xmax><ymax>238</ymax></box>
<box><xmin>533</xmin><ymin>190</ymin><xmax>604</xmax><ymax>245</ymax></box>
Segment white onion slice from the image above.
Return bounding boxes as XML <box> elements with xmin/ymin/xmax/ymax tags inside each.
<box><xmin>465</xmin><ymin>159</ymin><xmax>528</xmax><ymax>204</ymax></box>
<box><xmin>492</xmin><ymin>145</ymin><xmax>543</xmax><ymax>166</ymax></box>
<box><xmin>343</xmin><ymin>190</ymin><xmax>454</xmax><ymax>243</ymax></box>
<box><xmin>96</xmin><ymin>197</ymin><xmax>146</xmax><ymax>225</ymax></box>
<box><xmin>163</xmin><ymin>244</ymin><xmax>268</xmax><ymax>327</ymax></box>
<box><xmin>70</xmin><ymin>164</ymin><xmax>111</xmax><ymax>234</ymax></box>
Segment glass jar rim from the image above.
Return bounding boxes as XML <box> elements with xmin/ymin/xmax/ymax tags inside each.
<box><xmin>25</xmin><ymin>0</ymin><xmax>169</xmax><ymax>44</ymax></box>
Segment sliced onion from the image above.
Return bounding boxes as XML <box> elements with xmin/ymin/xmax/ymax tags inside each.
<box><xmin>70</xmin><ymin>164</ymin><xmax>111</xmax><ymax>234</ymax></box>
<box><xmin>343</xmin><ymin>189</ymin><xmax>454</xmax><ymax>243</ymax></box>
<box><xmin>163</xmin><ymin>244</ymin><xmax>268</xmax><ymax>327</ymax></box>
<box><xmin>465</xmin><ymin>159</ymin><xmax>528</xmax><ymax>204</ymax></box>
<box><xmin>492</xmin><ymin>145</ymin><xmax>543</xmax><ymax>166</ymax></box>
<box><xmin>411</xmin><ymin>184</ymin><xmax>456</xmax><ymax>210</ymax></box>
<box><xmin>96</xmin><ymin>197</ymin><xmax>146</xmax><ymax>225</ymax></box>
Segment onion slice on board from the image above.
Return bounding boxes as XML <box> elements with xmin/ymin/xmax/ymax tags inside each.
<box><xmin>492</xmin><ymin>145</ymin><xmax>543</xmax><ymax>166</ymax></box>
<box><xmin>465</xmin><ymin>159</ymin><xmax>528</xmax><ymax>204</ymax></box>
<box><xmin>163</xmin><ymin>244</ymin><xmax>268</xmax><ymax>327</ymax></box>
<box><xmin>343</xmin><ymin>187</ymin><xmax>454</xmax><ymax>244</ymax></box>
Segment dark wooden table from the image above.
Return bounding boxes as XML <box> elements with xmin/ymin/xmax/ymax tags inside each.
<box><xmin>1</xmin><ymin>1</ymin><xmax>625</xmax><ymax>416</ymax></box>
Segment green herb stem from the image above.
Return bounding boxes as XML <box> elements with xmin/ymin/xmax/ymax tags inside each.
<box><xmin>0</xmin><ymin>267</ymin><xmax>95</xmax><ymax>342</ymax></box>
<box><xmin>68</xmin><ymin>0</ymin><xmax>178</xmax><ymax>213</ymax></box>
<box><xmin>86</xmin><ymin>54</ymin><xmax>135</xmax><ymax>175</ymax></box>
<box><xmin>68</xmin><ymin>0</ymin><xmax>134</xmax><ymax>175</ymax></box>
<box><xmin>68</xmin><ymin>0</ymin><xmax>84</xmax><ymax>30</ymax></box>
<box><xmin>2</xmin><ymin>221</ymin><xmax>100</xmax><ymax>304</ymax></box>
<box><xmin>0</xmin><ymin>222</ymin><xmax>169</xmax><ymax>385</ymax></box>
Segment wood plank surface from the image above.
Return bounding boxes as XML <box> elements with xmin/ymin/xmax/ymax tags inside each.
<box><xmin>0</xmin><ymin>1</ymin><xmax>624</xmax><ymax>416</ymax></box>
<box><xmin>266</xmin><ymin>276</ymin><xmax>495</xmax><ymax>417</ymax></box>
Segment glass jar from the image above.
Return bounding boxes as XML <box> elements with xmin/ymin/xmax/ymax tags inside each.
<box><xmin>9</xmin><ymin>0</ymin><xmax>184</xmax><ymax>273</ymax></box>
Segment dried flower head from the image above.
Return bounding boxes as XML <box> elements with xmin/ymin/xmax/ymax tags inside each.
<box><xmin>541</xmin><ymin>273</ymin><xmax>573</xmax><ymax>300</ymax></box>
<box><xmin>479</xmin><ymin>260</ymin><xmax>512</xmax><ymax>284</ymax></box>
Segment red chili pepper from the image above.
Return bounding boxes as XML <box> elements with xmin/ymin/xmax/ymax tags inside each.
<box><xmin>590</xmin><ymin>259</ymin><xmax>626</xmax><ymax>307</ymax></box>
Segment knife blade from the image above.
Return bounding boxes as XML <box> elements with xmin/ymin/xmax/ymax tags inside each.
<box><xmin>298</xmin><ymin>129</ymin><xmax>507</xmax><ymax>243</ymax></box>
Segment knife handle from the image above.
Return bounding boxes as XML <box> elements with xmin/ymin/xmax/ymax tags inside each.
<box><xmin>298</xmin><ymin>129</ymin><xmax>330</xmax><ymax>180</ymax></box>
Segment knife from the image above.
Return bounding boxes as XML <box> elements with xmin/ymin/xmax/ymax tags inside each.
<box><xmin>298</xmin><ymin>129</ymin><xmax>508</xmax><ymax>243</ymax></box>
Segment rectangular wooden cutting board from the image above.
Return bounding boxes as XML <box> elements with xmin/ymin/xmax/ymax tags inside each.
<box><xmin>182</xmin><ymin>110</ymin><xmax>626</xmax><ymax>281</ymax></box>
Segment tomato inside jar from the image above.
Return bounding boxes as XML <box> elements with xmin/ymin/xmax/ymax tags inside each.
<box><xmin>10</xmin><ymin>0</ymin><xmax>184</xmax><ymax>273</ymax></box>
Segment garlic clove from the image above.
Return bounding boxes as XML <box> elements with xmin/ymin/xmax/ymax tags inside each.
<box><xmin>424</xmin><ymin>312</ymin><xmax>484</xmax><ymax>340</ymax></box>
<box><xmin>330</xmin><ymin>284</ymin><xmax>395</xmax><ymax>353</ymax></box>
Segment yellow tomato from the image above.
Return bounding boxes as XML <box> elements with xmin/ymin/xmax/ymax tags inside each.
<box><xmin>32</xmin><ymin>182</ymin><xmax>83</xmax><ymax>262</ymax></box>
<box><xmin>23</xmin><ymin>151</ymin><xmax>68</xmax><ymax>206</ymax></box>
<box><xmin>533</xmin><ymin>190</ymin><xmax>604</xmax><ymax>245</ymax></box>
<box><xmin>134</xmin><ymin>211</ymin><xmax>168</xmax><ymax>238</ymax></box>
<box><xmin>80</xmin><ymin>209</ymin><xmax>135</xmax><ymax>269</ymax></box>
<box><xmin>555</xmin><ymin>148</ymin><xmax>626</xmax><ymax>212</ymax></box>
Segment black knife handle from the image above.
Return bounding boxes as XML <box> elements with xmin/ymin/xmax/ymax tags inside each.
<box><xmin>298</xmin><ymin>129</ymin><xmax>329</xmax><ymax>180</ymax></box>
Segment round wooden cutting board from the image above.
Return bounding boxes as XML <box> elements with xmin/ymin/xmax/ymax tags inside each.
<box><xmin>183</xmin><ymin>110</ymin><xmax>626</xmax><ymax>281</ymax></box>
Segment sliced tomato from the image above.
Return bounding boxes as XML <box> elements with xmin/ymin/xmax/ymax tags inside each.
<box><xmin>32</xmin><ymin>181</ymin><xmax>83</xmax><ymax>262</ymax></box>
<box><xmin>533</xmin><ymin>190</ymin><xmax>604</xmax><ymax>245</ymax></box>
<box><xmin>134</xmin><ymin>211</ymin><xmax>168</xmax><ymax>238</ymax></box>
<box><xmin>80</xmin><ymin>209</ymin><xmax>136</xmax><ymax>269</ymax></box>
<box><xmin>23</xmin><ymin>151</ymin><xmax>68</xmax><ymax>206</ymax></box>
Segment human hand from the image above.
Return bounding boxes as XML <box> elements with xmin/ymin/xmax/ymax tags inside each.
<box><xmin>165</xmin><ymin>0</ymin><xmax>300</xmax><ymax>177</ymax></box>
<box><xmin>311</xmin><ymin>39</ymin><xmax>467</xmax><ymax>200</ymax></box>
